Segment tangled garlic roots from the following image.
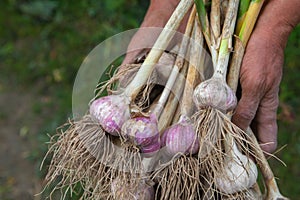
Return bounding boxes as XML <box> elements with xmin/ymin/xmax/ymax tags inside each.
<box><xmin>193</xmin><ymin>107</ymin><xmax>261</xmax><ymax>198</ymax></box>
<box><xmin>42</xmin><ymin>115</ymin><xmax>115</xmax><ymax>199</ymax></box>
<box><xmin>152</xmin><ymin>156</ymin><xmax>201</xmax><ymax>200</ymax></box>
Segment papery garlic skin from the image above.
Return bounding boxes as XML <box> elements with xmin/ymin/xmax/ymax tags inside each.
<box><xmin>193</xmin><ymin>77</ymin><xmax>237</xmax><ymax>112</ymax></box>
<box><xmin>161</xmin><ymin>115</ymin><xmax>199</xmax><ymax>156</ymax></box>
<box><xmin>89</xmin><ymin>94</ymin><xmax>130</xmax><ymax>136</ymax></box>
<box><xmin>215</xmin><ymin>142</ymin><xmax>258</xmax><ymax>194</ymax></box>
<box><xmin>121</xmin><ymin>114</ymin><xmax>160</xmax><ymax>152</ymax></box>
<box><xmin>142</xmin><ymin>141</ymin><xmax>161</xmax><ymax>157</ymax></box>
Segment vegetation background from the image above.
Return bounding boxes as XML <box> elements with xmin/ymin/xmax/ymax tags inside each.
<box><xmin>0</xmin><ymin>0</ymin><xmax>299</xmax><ymax>199</ymax></box>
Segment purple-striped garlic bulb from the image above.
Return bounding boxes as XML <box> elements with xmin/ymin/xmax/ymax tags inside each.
<box><xmin>161</xmin><ymin>115</ymin><xmax>199</xmax><ymax>156</ymax></box>
<box><xmin>89</xmin><ymin>94</ymin><xmax>130</xmax><ymax>136</ymax></box>
<box><xmin>121</xmin><ymin>114</ymin><xmax>160</xmax><ymax>155</ymax></box>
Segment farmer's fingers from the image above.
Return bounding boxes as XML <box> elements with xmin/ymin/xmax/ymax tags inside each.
<box><xmin>232</xmin><ymin>49</ymin><xmax>267</xmax><ymax>130</ymax></box>
<box><xmin>232</xmin><ymin>84</ymin><xmax>277</xmax><ymax>154</ymax></box>
<box><xmin>121</xmin><ymin>27</ymin><xmax>162</xmax><ymax>66</ymax></box>
<box><xmin>232</xmin><ymin>29</ymin><xmax>283</xmax><ymax>153</ymax></box>
<box><xmin>251</xmin><ymin>89</ymin><xmax>280</xmax><ymax>154</ymax></box>
<box><xmin>122</xmin><ymin>48</ymin><xmax>149</xmax><ymax>66</ymax></box>
<box><xmin>121</xmin><ymin>2</ymin><xmax>178</xmax><ymax>66</ymax></box>
<box><xmin>232</xmin><ymin>25</ymin><xmax>277</xmax><ymax>131</ymax></box>
<box><xmin>119</xmin><ymin>51</ymin><xmax>176</xmax><ymax>88</ymax></box>
<box><xmin>232</xmin><ymin>90</ymin><xmax>261</xmax><ymax>131</ymax></box>
<box><xmin>122</xmin><ymin>1</ymin><xmax>192</xmax><ymax>67</ymax></box>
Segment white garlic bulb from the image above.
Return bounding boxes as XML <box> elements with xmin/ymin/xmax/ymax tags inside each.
<box><xmin>215</xmin><ymin>141</ymin><xmax>258</xmax><ymax>194</ymax></box>
<box><xmin>193</xmin><ymin>77</ymin><xmax>237</xmax><ymax>112</ymax></box>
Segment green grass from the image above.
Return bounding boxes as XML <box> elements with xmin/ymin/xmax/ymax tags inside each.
<box><xmin>0</xmin><ymin>0</ymin><xmax>148</xmax><ymax>198</ymax></box>
<box><xmin>272</xmin><ymin>26</ymin><xmax>300</xmax><ymax>198</ymax></box>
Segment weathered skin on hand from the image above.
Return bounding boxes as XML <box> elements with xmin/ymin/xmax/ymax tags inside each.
<box><xmin>121</xmin><ymin>0</ymin><xmax>300</xmax><ymax>154</ymax></box>
<box><xmin>232</xmin><ymin>0</ymin><xmax>300</xmax><ymax>153</ymax></box>
<box><xmin>121</xmin><ymin>0</ymin><xmax>189</xmax><ymax>65</ymax></box>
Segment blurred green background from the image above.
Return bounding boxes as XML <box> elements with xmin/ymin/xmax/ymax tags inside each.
<box><xmin>0</xmin><ymin>0</ymin><xmax>299</xmax><ymax>199</ymax></box>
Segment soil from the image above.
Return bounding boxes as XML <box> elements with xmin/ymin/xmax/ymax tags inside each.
<box><xmin>0</xmin><ymin>85</ymin><xmax>44</xmax><ymax>200</ymax></box>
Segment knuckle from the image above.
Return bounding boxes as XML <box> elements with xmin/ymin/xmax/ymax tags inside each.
<box><xmin>240</xmin><ymin>66</ymin><xmax>267</xmax><ymax>96</ymax></box>
<box><xmin>236</xmin><ymin>109</ymin><xmax>256</xmax><ymax>122</ymax></box>
<box><xmin>261</xmin><ymin>141</ymin><xmax>277</xmax><ymax>154</ymax></box>
<box><xmin>247</xmin><ymin>75</ymin><xmax>266</xmax><ymax>92</ymax></box>
<box><xmin>232</xmin><ymin>108</ymin><xmax>257</xmax><ymax>130</ymax></box>
<box><xmin>258</xmin><ymin>94</ymin><xmax>280</xmax><ymax>123</ymax></box>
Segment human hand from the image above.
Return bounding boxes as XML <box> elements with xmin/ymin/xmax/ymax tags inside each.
<box><xmin>232</xmin><ymin>0</ymin><xmax>300</xmax><ymax>154</ymax></box>
<box><xmin>121</xmin><ymin>0</ymin><xmax>189</xmax><ymax>66</ymax></box>
<box><xmin>121</xmin><ymin>0</ymin><xmax>300</xmax><ymax>155</ymax></box>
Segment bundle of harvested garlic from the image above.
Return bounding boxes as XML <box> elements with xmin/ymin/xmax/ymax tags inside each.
<box><xmin>42</xmin><ymin>1</ymin><xmax>288</xmax><ymax>200</ymax></box>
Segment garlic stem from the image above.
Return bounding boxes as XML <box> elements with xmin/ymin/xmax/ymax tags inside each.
<box><xmin>247</xmin><ymin>128</ymin><xmax>288</xmax><ymax>200</ymax></box>
<box><xmin>151</xmin><ymin>55</ymin><xmax>180</xmax><ymax>117</ymax></box>
<box><xmin>158</xmin><ymin>61</ymin><xmax>189</xmax><ymax>132</ymax></box>
<box><xmin>236</xmin><ymin>0</ymin><xmax>251</xmax><ymax>34</ymax></box>
<box><xmin>239</xmin><ymin>0</ymin><xmax>265</xmax><ymax>46</ymax></box>
<box><xmin>152</xmin><ymin>6</ymin><xmax>196</xmax><ymax>118</ymax></box>
<box><xmin>210</xmin><ymin>0</ymin><xmax>221</xmax><ymax>40</ymax></box>
<box><xmin>194</xmin><ymin>0</ymin><xmax>212</xmax><ymax>52</ymax></box>
<box><xmin>228</xmin><ymin>0</ymin><xmax>265</xmax><ymax>92</ymax></box>
<box><xmin>220</xmin><ymin>0</ymin><xmax>229</xmax><ymax>25</ymax></box>
<box><xmin>181</xmin><ymin>17</ymin><xmax>204</xmax><ymax>117</ymax></box>
<box><xmin>213</xmin><ymin>0</ymin><xmax>239</xmax><ymax>80</ymax></box>
<box><xmin>195</xmin><ymin>0</ymin><xmax>219</xmax><ymax>71</ymax></box>
<box><xmin>124</xmin><ymin>0</ymin><xmax>194</xmax><ymax>100</ymax></box>
<box><xmin>210</xmin><ymin>0</ymin><xmax>221</xmax><ymax>70</ymax></box>
<box><xmin>157</xmin><ymin>6</ymin><xmax>197</xmax><ymax>132</ymax></box>
<box><xmin>227</xmin><ymin>38</ymin><xmax>244</xmax><ymax>92</ymax></box>
<box><xmin>171</xmin><ymin>102</ymin><xmax>181</xmax><ymax>126</ymax></box>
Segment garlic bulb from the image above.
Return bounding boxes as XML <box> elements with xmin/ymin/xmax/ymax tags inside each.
<box><xmin>90</xmin><ymin>94</ymin><xmax>130</xmax><ymax>136</ymax></box>
<box><xmin>111</xmin><ymin>178</ymin><xmax>154</xmax><ymax>200</ymax></box>
<box><xmin>215</xmin><ymin>141</ymin><xmax>258</xmax><ymax>194</ymax></box>
<box><xmin>121</xmin><ymin>114</ymin><xmax>160</xmax><ymax>154</ymax></box>
<box><xmin>141</xmin><ymin>141</ymin><xmax>161</xmax><ymax>157</ymax></box>
<box><xmin>161</xmin><ymin>115</ymin><xmax>199</xmax><ymax>156</ymax></box>
<box><xmin>193</xmin><ymin>77</ymin><xmax>237</xmax><ymax>112</ymax></box>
